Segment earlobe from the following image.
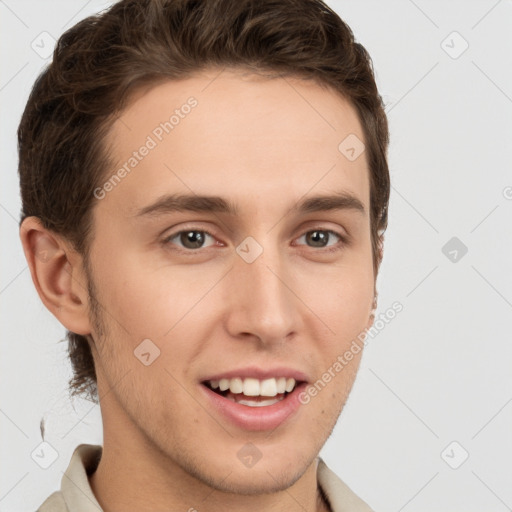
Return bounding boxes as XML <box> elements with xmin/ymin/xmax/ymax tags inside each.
<box><xmin>19</xmin><ymin>216</ymin><xmax>92</xmax><ymax>336</ymax></box>
<box><xmin>366</xmin><ymin>293</ymin><xmax>378</xmax><ymax>331</ymax></box>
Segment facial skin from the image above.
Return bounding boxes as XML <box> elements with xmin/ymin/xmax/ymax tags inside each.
<box><xmin>21</xmin><ymin>69</ymin><xmax>377</xmax><ymax>512</ymax></box>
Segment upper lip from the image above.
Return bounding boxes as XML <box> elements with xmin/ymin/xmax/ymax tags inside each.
<box><xmin>201</xmin><ymin>366</ymin><xmax>309</xmax><ymax>383</ymax></box>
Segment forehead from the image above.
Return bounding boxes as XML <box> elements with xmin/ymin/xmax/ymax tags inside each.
<box><xmin>100</xmin><ymin>69</ymin><xmax>370</xmax><ymax>216</ymax></box>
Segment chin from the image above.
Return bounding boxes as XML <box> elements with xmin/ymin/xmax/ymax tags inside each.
<box><xmin>234</xmin><ymin>442</ymin><xmax>318</xmax><ymax>492</ymax></box>
<box><xmin>208</xmin><ymin>458</ymin><xmax>311</xmax><ymax>495</ymax></box>
<box><xmin>173</xmin><ymin>440</ymin><xmax>317</xmax><ymax>496</ymax></box>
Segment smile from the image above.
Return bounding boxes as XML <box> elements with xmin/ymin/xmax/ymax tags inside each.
<box><xmin>200</xmin><ymin>370</ymin><xmax>308</xmax><ymax>431</ymax></box>
<box><xmin>204</xmin><ymin>377</ymin><xmax>297</xmax><ymax>407</ymax></box>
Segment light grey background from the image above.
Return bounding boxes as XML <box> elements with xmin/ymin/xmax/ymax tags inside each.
<box><xmin>1</xmin><ymin>1</ymin><xmax>511</xmax><ymax>511</ymax></box>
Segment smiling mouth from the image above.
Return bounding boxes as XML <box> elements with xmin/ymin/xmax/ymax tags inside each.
<box><xmin>203</xmin><ymin>377</ymin><xmax>300</xmax><ymax>407</ymax></box>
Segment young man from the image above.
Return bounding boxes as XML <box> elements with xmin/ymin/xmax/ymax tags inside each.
<box><xmin>18</xmin><ymin>0</ymin><xmax>390</xmax><ymax>510</ymax></box>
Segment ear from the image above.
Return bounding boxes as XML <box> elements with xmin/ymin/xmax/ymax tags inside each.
<box><xmin>376</xmin><ymin>232</ymin><xmax>385</xmax><ymax>273</ymax></box>
<box><xmin>19</xmin><ymin>216</ymin><xmax>92</xmax><ymax>335</ymax></box>
<box><xmin>366</xmin><ymin>231</ymin><xmax>385</xmax><ymax>330</ymax></box>
<box><xmin>365</xmin><ymin>292</ymin><xmax>378</xmax><ymax>332</ymax></box>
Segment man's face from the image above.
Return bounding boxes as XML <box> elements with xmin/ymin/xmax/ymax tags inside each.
<box><xmin>86</xmin><ymin>69</ymin><xmax>375</xmax><ymax>493</ymax></box>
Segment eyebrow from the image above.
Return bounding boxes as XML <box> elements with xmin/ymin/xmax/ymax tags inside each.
<box><xmin>134</xmin><ymin>191</ymin><xmax>366</xmax><ymax>217</ymax></box>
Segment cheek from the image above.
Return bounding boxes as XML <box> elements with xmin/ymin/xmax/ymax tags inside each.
<box><xmin>301</xmin><ymin>263</ymin><xmax>374</xmax><ymax>337</ymax></box>
<box><xmin>91</xmin><ymin>251</ymin><xmax>181</xmax><ymax>337</ymax></box>
<box><xmin>93</xmin><ymin>254</ymin><xmax>228</xmax><ymax>366</ymax></box>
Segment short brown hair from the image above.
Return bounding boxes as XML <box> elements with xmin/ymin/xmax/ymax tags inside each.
<box><xmin>18</xmin><ymin>0</ymin><xmax>390</xmax><ymax>402</ymax></box>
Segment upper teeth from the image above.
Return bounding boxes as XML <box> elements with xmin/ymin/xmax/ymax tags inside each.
<box><xmin>209</xmin><ymin>377</ymin><xmax>296</xmax><ymax>396</ymax></box>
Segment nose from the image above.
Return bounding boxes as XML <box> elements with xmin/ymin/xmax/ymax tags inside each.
<box><xmin>223</xmin><ymin>240</ymin><xmax>302</xmax><ymax>346</ymax></box>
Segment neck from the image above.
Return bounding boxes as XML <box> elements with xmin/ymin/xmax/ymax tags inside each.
<box><xmin>89</xmin><ymin>445</ymin><xmax>329</xmax><ymax>512</ymax></box>
<box><xmin>89</xmin><ymin>390</ymin><xmax>330</xmax><ymax>512</ymax></box>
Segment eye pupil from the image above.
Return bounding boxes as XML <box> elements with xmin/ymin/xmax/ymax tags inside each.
<box><xmin>181</xmin><ymin>231</ymin><xmax>205</xmax><ymax>249</ymax></box>
<box><xmin>307</xmin><ymin>230</ymin><xmax>328</xmax><ymax>247</ymax></box>
<box><xmin>169</xmin><ymin>229</ymin><xmax>338</xmax><ymax>252</ymax></box>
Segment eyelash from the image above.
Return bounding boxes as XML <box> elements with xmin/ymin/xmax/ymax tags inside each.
<box><xmin>162</xmin><ymin>227</ymin><xmax>348</xmax><ymax>254</ymax></box>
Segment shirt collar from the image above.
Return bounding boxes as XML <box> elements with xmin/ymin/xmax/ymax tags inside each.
<box><xmin>61</xmin><ymin>444</ymin><xmax>102</xmax><ymax>511</ymax></box>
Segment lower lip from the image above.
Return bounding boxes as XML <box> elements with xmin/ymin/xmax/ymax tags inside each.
<box><xmin>200</xmin><ymin>383</ymin><xmax>307</xmax><ymax>431</ymax></box>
